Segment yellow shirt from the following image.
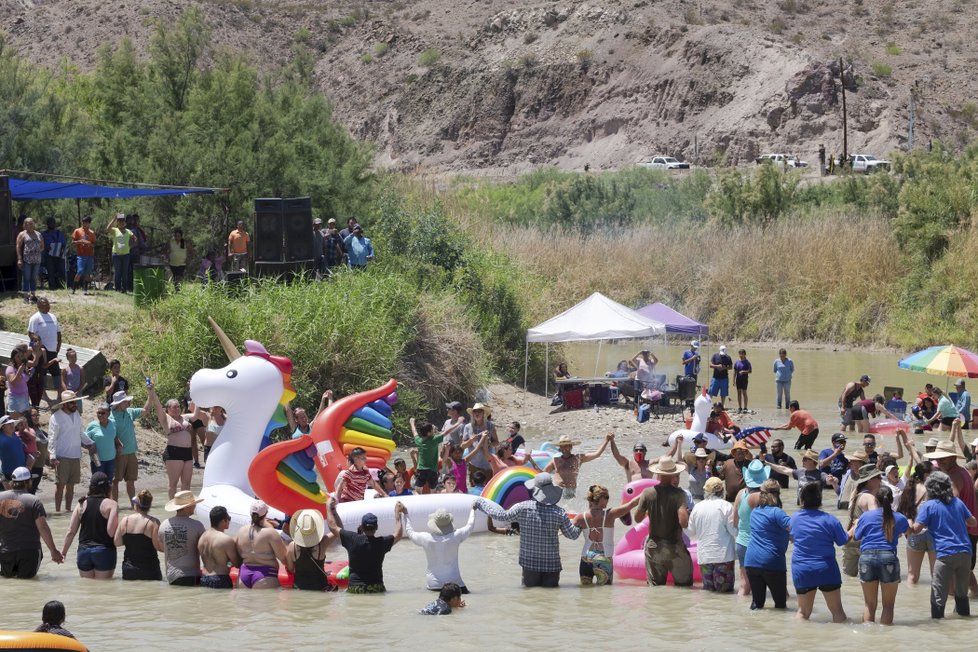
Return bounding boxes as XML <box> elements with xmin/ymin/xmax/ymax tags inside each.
<box><xmin>169</xmin><ymin>239</ymin><xmax>188</xmax><ymax>266</ymax></box>
<box><xmin>111</xmin><ymin>227</ymin><xmax>133</xmax><ymax>255</ymax></box>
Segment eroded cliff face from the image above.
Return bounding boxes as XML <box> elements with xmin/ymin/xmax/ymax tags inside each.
<box><xmin>4</xmin><ymin>0</ymin><xmax>975</xmax><ymax>173</ymax></box>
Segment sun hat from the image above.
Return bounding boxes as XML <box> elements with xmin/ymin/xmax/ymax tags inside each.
<box><xmin>802</xmin><ymin>450</ymin><xmax>820</xmax><ymax>463</ymax></box>
<box><xmin>110</xmin><ymin>390</ymin><xmax>134</xmax><ymax>406</ymax></box>
<box><xmin>524</xmin><ymin>472</ymin><xmax>563</xmax><ymax>505</ymax></box>
<box><xmin>854</xmin><ymin>465</ymin><xmax>883</xmax><ymax>485</ymax></box>
<box><xmin>650</xmin><ymin>456</ymin><xmax>687</xmax><ymax>475</ymax></box>
<box><xmin>250</xmin><ymin>499</ymin><xmax>268</xmax><ymax>517</ymax></box>
<box><xmin>291</xmin><ymin>509</ymin><xmax>326</xmax><ymax>548</ymax></box>
<box><xmin>164</xmin><ymin>490</ymin><xmax>204</xmax><ymax>512</ymax></box>
<box><xmin>849</xmin><ymin>450</ymin><xmax>869</xmax><ymax>464</ymax></box>
<box><xmin>428</xmin><ymin>508</ymin><xmax>456</xmax><ymax>535</ymax></box>
<box><xmin>703</xmin><ymin>477</ymin><xmax>724</xmax><ymax>495</ymax></box>
<box><xmin>49</xmin><ymin>391</ymin><xmax>80</xmax><ymax>409</ymax></box>
<box><xmin>690</xmin><ymin>340</ymin><xmax>700</xmax><ymax>348</ymax></box>
<box><xmin>694</xmin><ymin>448</ymin><xmax>709</xmax><ymax>459</ymax></box>
<box><xmin>743</xmin><ymin>459</ymin><xmax>771</xmax><ymax>488</ymax></box>
<box><xmin>555</xmin><ymin>434</ymin><xmax>581</xmax><ymax>447</ymax></box>
<box><xmin>926</xmin><ymin>440</ymin><xmax>963</xmax><ymax>460</ymax></box>
<box><xmin>730</xmin><ymin>440</ymin><xmax>750</xmax><ymax>453</ymax></box>
<box><xmin>361</xmin><ymin>513</ymin><xmax>379</xmax><ymax>528</ymax></box>
<box><xmin>924</xmin><ymin>437</ymin><xmax>940</xmax><ymax>448</ymax></box>
<box><xmin>467</xmin><ymin>402</ymin><xmax>492</xmax><ymax>418</ymax></box>
<box><xmin>11</xmin><ymin>467</ymin><xmax>36</xmax><ymax>483</ymax></box>
<box><xmin>0</xmin><ymin>415</ymin><xmax>17</xmax><ymax>429</ymax></box>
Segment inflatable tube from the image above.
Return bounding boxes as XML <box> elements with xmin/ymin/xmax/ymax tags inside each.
<box><xmin>228</xmin><ymin>561</ymin><xmax>350</xmax><ymax>589</ymax></box>
<box><xmin>281</xmin><ymin>453</ymin><xmax>319</xmax><ymax>485</ymax></box>
<box><xmin>481</xmin><ymin>467</ymin><xmax>538</xmax><ymax>508</ymax></box>
<box><xmin>666</xmin><ymin>429</ymin><xmax>732</xmax><ymax>451</ymax></box>
<box><xmin>0</xmin><ymin>631</ymin><xmax>88</xmax><ymax>651</ymax></box>
<box><xmin>869</xmin><ymin>419</ymin><xmax>907</xmax><ymax>435</ymax></box>
<box><xmin>369</xmin><ymin>399</ymin><xmax>393</xmax><ymax>418</ymax></box>
<box><xmin>352</xmin><ymin>406</ymin><xmax>393</xmax><ymax>431</ymax></box>
<box><xmin>344</xmin><ymin>417</ymin><xmax>392</xmax><ymax>439</ymax></box>
<box><xmin>342</xmin><ymin>443</ymin><xmax>391</xmax><ymax>460</ymax></box>
<box><xmin>340</xmin><ymin>428</ymin><xmax>396</xmax><ymax>453</ymax></box>
<box><xmin>196</xmin><ymin>482</ymin><xmax>287</xmax><ymax>533</ymax></box>
<box><xmin>335</xmin><ymin>493</ymin><xmax>491</xmax><ymax>537</ymax></box>
<box><xmin>383</xmin><ymin>391</ymin><xmax>398</xmax><ymax>406</ymax></box>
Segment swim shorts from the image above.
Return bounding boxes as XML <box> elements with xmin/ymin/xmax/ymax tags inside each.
<box><xmin>122</xmin><ymin>561</ymin><xmax>162</xmax><ymax>581</ymax></box>
<box><xmin>77</xmin><ymin>544</ymin><xmax>117</xmax><ymax>572</ymax></box>
<box><xmin>238</xmin><ymin>563</ymin><xmax>278</xmax><ymax>588</ymax></box>
<box><xmin>201</xmin><ymin>574</ymin><xmax>234</xmax><ymax>589</ymax></box>
<box><xmin>4</xmin><ymin>394</ymin><xmax>30</xmax><ymax>415</ymax></box>
<box><xmin>579</xmin><ymin>549</ymin><xmax>613</xmax><ymax>586</ymax></box>
<box><xmin>644</xmin><ymin>538</ymin><xmax>693</xmax><ymax>587</ymax></box>
<box><xmin>708</xmin><ymin>378</ymin><xmax>729</xmax><ymax>398</ymax></box>
<box><xmin>114</xmin><ymin>453</ymin><xmax>138</xmax><ymax>482</ymax></box>
<box><xmin>414</xmin><ymin>469</ymin><xmax>438</xmax><ymax>490</ymax></box>
<box><xmin>735</xmin><ymin>375</ymin><xmax>749</xmax><ymax>390</ymax></box>
<box><xmin>0</xmin><ymin>549</ymin><xmax>42</xmax><ymax>579</ymax></box>
<box><xmin>76</xmin><ymin>255</ymin><xmax>94</xmax><ymax>276</ymax></box>
<box><xmin>795</xmin><ymin>583</ymin><xmax>842</xmax><ymax>594</ymax></box>
<box><xmin>699</xmin><ymin>561</ymin><xmax>735</xmax><ymax>593</ymax></box>
<box><xmin>55</xmin><ymin>457</ymin><xmax>81</xmax><ymax>485</ymax></box>
<box><xmin>164</xmin><ymin>445</ymin><xmax>193</xmax><ymax>462</ymax></box>
<box><xmin>858</xmin><ymin>549</ymin><xmax>900</xmax><ymax>583</ymax></box>
<box><xmin>346</xmin><ymin>582</ymin><xmax>387</xmax><ymax>594</ymax></box>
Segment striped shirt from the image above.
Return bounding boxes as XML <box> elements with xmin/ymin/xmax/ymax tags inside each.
<box><xmin>338</xmin><ymin>466</ymin><xmax>372</xmax><ymax>502</ymax></box>
<box><xmin>477</xmin><ymin>498</ymin><xmax>581</xmax><ymax>572</ymax></box>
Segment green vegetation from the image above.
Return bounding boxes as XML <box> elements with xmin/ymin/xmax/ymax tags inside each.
<box><xmin>361</xmin><ymin>53</ymin><xmax>374</xmax><ymax>64</ymax></box>
<box><xmin>872</xmin><ymin>62</ymin><xmax>893</xmax><ymax>77</ymax></box>
<box><xmin>418</xmin><ymin>48</ymin><xmax>442</xmax><ymax>67</ymax></box>
<box><xmin>373</xmin><ymin>42</ymin><xmax>390</xmax><ymax>57</ymax></box>
<box><xmin>885</xmin><ymin>42</ymin><xmax>901</xmax><ymax>55</ymax></box>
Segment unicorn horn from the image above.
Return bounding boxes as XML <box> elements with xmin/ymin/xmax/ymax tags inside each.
<box><xmin>208</xmin><ymin>316</ymin><xmax>241</xmax><ymax>361</ymax></box>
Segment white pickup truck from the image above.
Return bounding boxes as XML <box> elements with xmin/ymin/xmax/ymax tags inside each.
<box><xmin>755</xmin><ymin>154</ymin><xmax>808</xmax><ymax>168</ymax></box>
<box><xmin>848</xmin><ymin>154</ymin><xmax>890</xmax><ymax>173</ymax></box>
<box><xmin>640</xmin><ymin>156</ymin><xmax>690</xmax><ymax>170</ymax></box>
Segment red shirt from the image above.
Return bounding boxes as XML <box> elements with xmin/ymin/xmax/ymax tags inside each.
<box><xmin>787</xmin><ymin>409</ymin><xmax>818</xmax><ymax>435</ymax></box>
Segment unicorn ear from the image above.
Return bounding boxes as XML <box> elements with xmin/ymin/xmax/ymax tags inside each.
<box><xmin>208</xmin><ymin>317</ymin><xmax>241</xmax><ymax>361</ymax></box>
<box><xmin>244</xmin><ymin>340</ymin><xmax>270</xmax><ymax>356</ymax></box>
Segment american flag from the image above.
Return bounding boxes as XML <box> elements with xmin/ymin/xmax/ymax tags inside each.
<box><xmin>736</xmin><ymin>426</ymin><xmax>773</xmax><ymax>448</ymax></box>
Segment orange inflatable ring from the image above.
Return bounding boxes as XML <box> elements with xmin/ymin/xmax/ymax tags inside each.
<box><xmin>0</xmin><ymin>630</ymin><xmax>88</xmax><ymax>650</ymax></box>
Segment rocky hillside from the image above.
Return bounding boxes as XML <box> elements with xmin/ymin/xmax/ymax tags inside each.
<box><xmin>4</xmin><ymin>0</ymin><xmax>977</xmax><ymax>174</ymax></box>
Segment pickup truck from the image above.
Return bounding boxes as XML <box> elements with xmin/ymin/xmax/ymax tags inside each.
<box><xmin>848</xmin><ymin>154</ymin><xmax>890</xmax><ymax>173</ymax></box>
<box><xmin>640</xmin><ymin>156</ymin><xmax>690</xmax><ymax>170</ymax></box>
<box><xmin>755</xmin><ymin>154</ymin><xmax>808</xmax><ymax>168</ymax></box>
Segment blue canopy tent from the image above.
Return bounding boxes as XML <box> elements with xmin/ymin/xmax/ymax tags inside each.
<box><xmin>9</xmin><ymin>177</ymin><xmax>218</xmax><ymax>201</ymax></box>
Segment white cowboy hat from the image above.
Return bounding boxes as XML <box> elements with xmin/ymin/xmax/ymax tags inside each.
<box><xmin>48</xmin><ymin>391</ymin><xmax>80</xmax><ymax>409</ymax></box>
<box><xmin>291</xmin><ymin>509</ymin><xmax>326</xmax><ymax>548</ymax></box>
<box><xmin>164</xmin><ymin>490</ymin><xmax>204</xmax><ymax>512</ymax></box>
<box><xmin>555</xmin><ymin>434</ymin><xmax>581</xmax><ymax>447</ymax></box>
<box><xmin>650</xmin><ymin>456</ymin><xmax>687</xmax><ymax>475</ymax></box>
<box><xmin>467</xmin><ymin>403</ymin><xmax>492</xmax><ymax>418</ymax></box>
<box><xmin>925</xmin><ymin>440</ymin><xmax>963</xmax><ymax>460</ymax></box>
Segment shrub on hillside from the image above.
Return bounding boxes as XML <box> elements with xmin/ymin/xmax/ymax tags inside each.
<box><xmin>418</xmin><ymin>48</ymin><xmax>442</xmax><ymax>67</ymax></box>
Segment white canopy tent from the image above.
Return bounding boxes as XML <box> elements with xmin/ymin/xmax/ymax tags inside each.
<box><xmin>523</xmin><ymin>292</ymin><xmax>667</xmax><ymax>396</ymax></box>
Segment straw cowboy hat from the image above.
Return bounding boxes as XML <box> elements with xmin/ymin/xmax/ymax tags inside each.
<box><xmin>743</xmin><ymin>459</ymin><xmax>771</xmax><ymax>488</ymax></box>
<box><xmin>926</xmin><ymin>440</ymin><xmax>963</xmax><ymax>460</ymax></box>
<box><xmin>467</xmin><ymin>403</ymin><xmax>492</xmax><ymax>418</ymax></box>
<box><xmin>428</xmin><ymin>508</ymin><xmax>456</xmax><ymax>535</ymax></box>
<box><xmin>650</xmin><ymin>456</ymin><xmax>687</xmax><ymax>476</ymax></box>
<box><xmin>291</xmin><ymin>509</ymin><xmax>326</xmax><ymax>548</ymax></box>
<box><xmin>555</xmin><ymin>434</ymin><xmax>581</xmax><ymax>448</ymax></box>
<box><xmin>802</xmin><ymin>450</ymin><xmax>821</xmax><ymax>464</ymax></box>
<box><xmin>524</xmin><ymin>472</ymin><xmax>563</xmax><ymax>505</ymax></box>
<box><xmin>848</xmin><ymin>450</ymin><xmax>869</xmax><ymax>464</ymax></box>
<box><xmin>164</xmin><ymin>490</ymin><xmax>204</xmax><ymax>512</ymax></box>
<box><xmin>854</xmin><ymin>465</ymin><xmax>883</xmax><ymax>486</ymax></box>
<box><xmin>48</xmin><ymin>391</ymin><xmax>80</xmax><ymax>409</ymax></box>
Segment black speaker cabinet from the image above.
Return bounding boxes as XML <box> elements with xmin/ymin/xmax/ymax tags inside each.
<box><xmin>253</xmin><ymin>198</ymin><xmax>284</xmax><ymax>263</ymax></box>
<box><xmin>283</xmin><ymin>197</ymin><xmax>314</xmax><ymax>262</ymax></box>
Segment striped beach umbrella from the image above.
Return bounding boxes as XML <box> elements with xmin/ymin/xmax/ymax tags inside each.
<box><xmin>897</xmin><ymin>345</ymin><xmax>978</xmax><ymax>378</ymax></box>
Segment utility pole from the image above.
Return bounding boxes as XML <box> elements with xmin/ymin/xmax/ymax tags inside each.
<box><xmin>840</xmin><ymin>57</ymin><xmax>848</xmax><ymax>166</ymax></box>
<box><xmin>908</xmin><ymin>87</ymin><xmax>915</xmax><ymax>152</ymax></box>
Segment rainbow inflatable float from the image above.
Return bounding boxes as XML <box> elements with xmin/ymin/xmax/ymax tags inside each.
<box><xmin>481</xmin><ymin>466</ymin><xmax>538</xmax><ymax>508</ymax></box>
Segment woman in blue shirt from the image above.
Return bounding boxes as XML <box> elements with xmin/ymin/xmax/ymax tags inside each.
<box><xmin>910</xmin><ymin>470</ymin><xmax>978</xmax><ymax>619</ymax></box>
<box><xmin>852</xmin><ymin>485</ymin><xmax>908</xmax><ymax>625</ymax></box>
<box><xmin>744</xmin><ymin>479</ymin><xmax>791</xmax><ymax>610</ymax></box>
<box><xmin>789</xmin><ymin>482</ymin><xmax>848</xmax><ymax>622</ymax></box>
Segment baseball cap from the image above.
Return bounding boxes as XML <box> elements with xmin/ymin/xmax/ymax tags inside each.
<box><xmin>445</xmin><ymin>401</ymin><xmax>464</xmax><ymax>411</ymax></box>
<box><xmin>860</xmin><ymin>374</ymin><xmax>871</xmax><ymax>383</ymax></box>
<box><xmin>11</xmin><ymin>467</ymin><xmax>34</xmax><ymax>482</ymax></box>
<box><xmin>327</xmin><ymin>218</ymin><xmax>337</xmax><ymax>224</ymax></box>
<box><xmin>0</xmin><ymin>415</ymin><xmax>17</xmax><ymax>428</ymax></box>
<box><xmin>719</xmin><ymin>345</ymin><xmax>727</xmax><ymax>354</ymax></box>
<box><xmin>313</xmin><ymin>218</ymin><xmax>323</xmax><ymax>225</ymax></box>
<box><xmin>831</xmin><ymin>432</ymin><xmax>847</xmax><ymax>443</ymax></box>
<box><xmin>353</xmin><ymin>224</ymin><xmax>363</xmax><ymax>232</ymax></box>
<box><xmin>361</xmin><ymin>513</ymin><xmax>379</xmax><ymax>528</ymax></box>
<box><xmin>690</xmin><ymin>340</ymin><xmax>700</xmax><ymax>348</ymax></box>
<box><xmin>633</xmin><ymin>443</ymin><xmax>648</xmax><ymax>451</ymax></box>
<box><xmin>250</xmin><ymin>499</ymin><xmax>268</xmax><ymax>517</ymax></box>
<box><xmin>692</xmin><ymin>433</ymin><xmax>708</xmax><ymax>443</ymax></box>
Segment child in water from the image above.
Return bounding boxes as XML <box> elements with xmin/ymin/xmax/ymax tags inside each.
<box><xmin>419</xmin><ymin>582</ymin><xmax>466</xmax><ymax>615</ymax></box>
<box><xmin>388</xmin><ymin>473</ymin><xmax>413</xmax><ymax>497</ymax></box>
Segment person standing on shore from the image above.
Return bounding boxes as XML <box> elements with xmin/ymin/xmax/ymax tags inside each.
<box><xmin>734</xmin><ymin>349</ymin><xmax>752</xmax><ymax>414</ymax></box>
<box><xmin>682</xmin><ymin>341</ymin><xmax>701</xmax><ymax>382</ymax></box>
<box><xmin>772</xmin><ymin>349</ymin><xmax>794</xmax><ymax>410</ymax></box>
<box><xmin>709</xmin><ymin>345</ymin><xmax>733</xmax><ymax>408</ymax></box>
<box><xmin>954</xmin><ymin>380</ymin><xmax>971</xmax><ymax>429</ymax></box>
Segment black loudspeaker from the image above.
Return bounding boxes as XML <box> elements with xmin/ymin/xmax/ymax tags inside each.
<box><xmin>254</xmin><ymin>198</ymin><xmax>284</xmax><ymax>263</ymax></box>
<box><xmin>283</xmin><ymin>197</ymin><xmax>314</xmax><ymax>261</ymax></box>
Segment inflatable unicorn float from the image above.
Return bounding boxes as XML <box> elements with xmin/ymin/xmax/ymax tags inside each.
<box><xmin>666</xmin><ymin>387</ymin><xmax>732</xmax><ymax>451</ymax></box>
<box><xmin>190</xmin><ymin>319</ymin><xmax>539</xmax><ymax>535</ymax></box>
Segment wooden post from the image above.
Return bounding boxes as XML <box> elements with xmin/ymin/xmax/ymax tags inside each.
<box><xmin>840</xmin><ymin>57</ymin><xmax>848</xmax><ymax>166</ymax></box>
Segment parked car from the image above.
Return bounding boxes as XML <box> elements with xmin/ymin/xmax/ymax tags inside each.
<box><xmin>640</xmin><ymin>156</ymin><xmax>690</xmax><ymax>169</ymax></box>
<box><xmin>848</xmin><ymin>154</ymin><xmax>890</xmax><ymax>173</ymax></box>
<box><xmin>755</xmin><ymin>153</ymin><xmax>808</xmax><ymax>168</ymax></box>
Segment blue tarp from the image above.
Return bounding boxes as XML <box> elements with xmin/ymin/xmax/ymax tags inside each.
<box><xmin>9</xmin><ymin>177</ymin><xmax>217</xmax><ymax>201</ymax></box>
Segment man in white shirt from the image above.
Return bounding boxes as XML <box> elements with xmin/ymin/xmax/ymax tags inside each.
<box><xmin>48</xmin><ymin>392</ymin><xmax>97</xmax><ymax>512</ymax></box>
<box><xmin>26</xmin><ymin>297</ymin><xmax>63</xmax><ymax>405</ymax></box>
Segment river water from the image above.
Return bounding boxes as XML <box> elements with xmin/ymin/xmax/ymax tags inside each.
<box><xmin>6</xmin><ymin>344</ymin><xmax>976</xmax><ymax>649</ymax></box>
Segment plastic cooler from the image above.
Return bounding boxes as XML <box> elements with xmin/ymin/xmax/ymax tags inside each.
<box><xmin>562</xmin><ymin>389</ymin><xmax>585</xmax><ymax>410</ymax></box>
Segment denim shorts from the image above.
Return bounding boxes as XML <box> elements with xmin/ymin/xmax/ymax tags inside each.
<box><xmin>76</xmin><ymin>255</ymin><xmax>94</xmax><ymax>276</ymax></box>
<box><xmin>77</xmin><ymin>545</ymin><xmax>117</xmax><ymax>572</ymax></box>
<box><xmin>5</xmin><ymin>393</ymin><xmax>30</xmax><ymax>414</ymax></box>
<box><xmin>736</xmin><ymin>542</ymin><xmax>748</xmax><ymax>566</ymax></box>
<box><xmin>907</xmin><ymin>530</ymin><xmax>935</xmax><ymax>552</ymax></box>
<box><xmin>858</xmin><ymin>549</ymin><xmax>900</xmax><ymax>583</ymax></box>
